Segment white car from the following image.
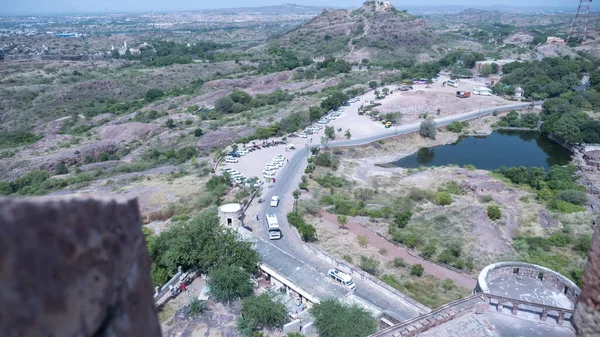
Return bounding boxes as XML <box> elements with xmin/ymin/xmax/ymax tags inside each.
<box><xmin>222</xmin><ymin>168</ymin><xmax>235</xmax><ymax>173</ymax></box>
<box><xmin>299</xmin><ymin>133</ymin><xmax>308</xmax><ymax>138</ymax></box>
<box><xmin>318</xmin><ymin>119</ymin><xmax>328</xmax><ymax>124</ymax></box>
<box><xmin>225</xmin><ymin>156</ymin><xmax>238</xmax><ymax>163</ymax></box>
<box><xmin>270</xmin><ymin>196</ymin><xmax>280</xmax><ymax>207</ymax></box>
<box><xmin>265</xmin><ymin>163</ymin><xmax>278</xmax><ymax>171</ymax></box>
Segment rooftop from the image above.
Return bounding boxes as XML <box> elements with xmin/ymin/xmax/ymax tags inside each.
<box><xmin>419</xmin><ymin>310</ymin><xmax>574</xmax><ymax>337</ymax></box>
<box><xmin>486</xmin><ymin>274</ymin><xmax>574</xmax><ymax>309</ymax></box>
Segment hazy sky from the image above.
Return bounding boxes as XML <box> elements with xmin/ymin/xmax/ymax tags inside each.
<box><xmin>2</xmin><ymin>0</ymin><xmax>574</xmax><ymax>15</ymax></box>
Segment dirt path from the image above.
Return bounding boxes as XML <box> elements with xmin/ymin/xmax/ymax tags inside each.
<box><xmin>321</xmin><ymin>211</ymin><xmax>477</xmax><ymax>289</ymax></box>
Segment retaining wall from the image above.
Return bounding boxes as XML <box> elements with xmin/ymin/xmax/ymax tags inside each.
<box><xmin>304</xmin><ymin>244</ymin><xmax>431</xmax><ymax>314</ymax></box>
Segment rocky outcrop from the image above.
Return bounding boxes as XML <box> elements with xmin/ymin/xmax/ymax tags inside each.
<box><xmin>277</xmin><ymin>1</ymin><xmax>436</xmax><ymax>56</ymax></box>
<box><xmin>574</xmin><ymin>219</ymin><xmax>600</xmax><ymax>337</ymax></box>
<box><xmin>0</xmin><ymin>196</ymin><xmax>161</xmax><ymax>337</ymax></box>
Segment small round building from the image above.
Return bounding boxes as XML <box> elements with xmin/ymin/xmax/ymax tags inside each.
<box><xmin>218</xmin><ymin>203</ymin><xmax>243</xmax><ymax>229</ymax></box>
<box><xmin>475</xmin><ymin>261</ymin><xmax>580</xmax><ymax>309</ymax></box>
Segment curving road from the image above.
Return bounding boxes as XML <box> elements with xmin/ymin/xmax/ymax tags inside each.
<box><xmin>254</xmin><ymin>101</ymin><xmax>541</xmax><ymax>318</ymax></box>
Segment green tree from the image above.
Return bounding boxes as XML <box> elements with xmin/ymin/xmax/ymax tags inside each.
<box><xmin>393</xmin><ymin>211</ymin><xmax>412</xmax><ymax>229</ymax></box>
<box><xmin>242</xmin><ymin>293</ymin><xmax>287</xmax><ymax>329</ymax></box>
<box><xmin>292</xmin><ymin>189</ymin><xmax>301</xmax><ymax>213</ymax></box>
<box><xmin>194</xmin><ymin>128</ymin><xmax>204</xmax><ymax>137</ymax></box>
<box><xmin>215</xmin><ymin>96</ymin><xmax>234</xmax><ymax>113</ymax></box>
<box><xmin>230</xmin><ymin>90</ymin><xmax>252</xmax><ymax>104</ymax></box>
<box><xmin>298</xmin><ymin>224</ymin><xmax>317</xmax><ymax>242</ymax></box>
<box><xmin>145</xmin><ymin>88</ymin><xmax>164</xmax><ymax>102</ymax></box>
<box><xmin>209</xmin><ymin>265</ymin><xmax>253</xmax><ymax>302</ymax></box>
<box><xmin>487</xmin><ymin>205</ymin><xmax>502</xmax><ymax>220</ymax></box>
<box><xmin>325</xmin><ymin>126</ymin><xmax>335</xmax><ymax>140</ymax></box>
<box><xmin>321</xmin><ymin>92</ymin><xmax>349</xmax><ymax>111</ymax></box>
<box><xmin>149</xmin><ymin>210</ymin><xmax>259</xmax><ymax>286</ymax></box>
<box><xmin>410</xmin><ymin>264</ymin><xmax>424</xmax><ymax>277</ymax></box>
<box><xmin>309</xmin><ymin>106</ymin><xmax>325</xmax><ymax>122</ymax></box>
<box><xmin>310</xmin><ymin>299</ymin><xmax>377</xmax><ymax>337</ymax></box>
<box><xmin>419</xmin><ymin>118</ymin><xmax>436</xmax><ymax>139</ymax></box>
<box><xmin>368</xmin><ymin>81</ymin><xmax>378</xmax><ymax>89</ymax></box>
<box><xmin>345</xmin><ymin>129</ymin><xmax>352</xmax><ymax>139</ymax></box>
<box><xmin>54</xmin><ymin>162</ymin><xmax>68</xmax><ymax>175</ymax></box>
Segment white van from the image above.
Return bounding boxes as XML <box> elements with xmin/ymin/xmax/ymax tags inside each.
<box><xmin>474</xmin><ymin>86</ymin><xmax>493</xmax><ymax>96</ymax></box>
<box><xmin>447</xmin><ymin>80</ymin><xmax>458</xmax><ymax>88</ymax></box>
<box><xmin>225</xmin><ymin>156</ymin><xmax>238</xmax><ymax>163</ymax></box>
<box><xmin>328</xmin><ymin>269</ymin><xmax>356</xmax><ymax>290</ymax></box>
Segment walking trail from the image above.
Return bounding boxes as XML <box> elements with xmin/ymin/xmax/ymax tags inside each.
<box><xmin>321</xmin><ymin>212</ymin><xmax>477</xmax><ymax>289</ymax></box>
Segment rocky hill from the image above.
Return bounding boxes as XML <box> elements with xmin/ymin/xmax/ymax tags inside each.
<box><xmin>275</xmin><ymin>1</ymin><xmax>436</xmax><ymax>59</ymax></box>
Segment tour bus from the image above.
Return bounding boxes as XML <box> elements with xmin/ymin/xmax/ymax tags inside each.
<box><xmin>473</xmin><ymin>86</ymin><xmax>493</xmax><ymax>96</ymax></box>
<box><xmin>265</xmin><ymin>213</ymin><xmax>281</xmax><ymax>240</ymax></box>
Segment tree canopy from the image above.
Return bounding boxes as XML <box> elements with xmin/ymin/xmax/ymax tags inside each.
<box><xmin>310</xmin><ymin>299</ymin><xmax>377</xmax><ymax>337</ymax></box>
<box><xmin>209</xmin><ymin>265</ymin><xmax>254</xmax><ymax>302</ymax></box>
<box><xmin>149</xmin><ymin>210</ymin><xmax>260</xmax><ymax>286</ymax></box>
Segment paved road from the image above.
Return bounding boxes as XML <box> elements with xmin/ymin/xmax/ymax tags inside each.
<box><xmin>253</xmin><ymin>101</ymin><xmax>541</xmax><ymax>319</ymax></box>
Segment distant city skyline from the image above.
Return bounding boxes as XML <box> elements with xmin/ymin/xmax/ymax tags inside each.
<box><xmin>1</xmin><ymin>0</ymin><xmax>579</xmax><ymax>15</ymax></box>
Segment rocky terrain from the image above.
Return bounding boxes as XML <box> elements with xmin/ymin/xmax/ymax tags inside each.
<box><xmin>276</xmin><ymin>1</ymin><xmax>436</xmax><ymax>59</ymax></box>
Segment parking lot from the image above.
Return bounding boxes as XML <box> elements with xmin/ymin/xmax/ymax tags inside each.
<box><xmin>217</xmin><ymin>77</ymin><xmax>512</xmax><ymax>185</ymax></box>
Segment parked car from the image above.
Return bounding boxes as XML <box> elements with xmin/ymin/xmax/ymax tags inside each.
<box><xmin>225</xmin><ymin>156</ymin><xmax>238</xmax><ymax>163</ymax></box>
<box><xmin>328</xmin><ymin>269</ymin><xmax>356</xmax><ymax>290</ymax></box>
<box><xmin>299</xmin><ymin>133</ymin><xmax>308</xmax><ymax>138</ymax></box>
<box><xmin>398</xmin><ymin>85</ymin><xmax>412</xmax><ymax>91</ymax></box>
<box><xmin>270</xmin><ymin>196</ymin><xmax>280</xmax><ymax>207</ymax></box>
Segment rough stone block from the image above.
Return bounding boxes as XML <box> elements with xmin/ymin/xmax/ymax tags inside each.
<box><xmin>0</xmin><ymin>196</ymin><xmax>161</xmax><ymax>337</ymax></box>
<box><xmin>574</xmin><ymin>220</ymin><xmax>600</xmax><ymax>337</ymax></box>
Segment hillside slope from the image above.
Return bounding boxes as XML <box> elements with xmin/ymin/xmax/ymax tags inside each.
<box><xmin>274</xmin><ymin>1</ymin><xmax>436</xmax><ymax>60</ymax></box>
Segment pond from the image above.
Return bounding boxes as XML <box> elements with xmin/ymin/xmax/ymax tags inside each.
<box><xmin>386</xmin><ymin>131</ymin><xmax>572</xmax><ymax>171</ymax></box>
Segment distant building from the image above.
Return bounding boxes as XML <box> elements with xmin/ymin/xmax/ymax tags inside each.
<box><xmin>546</xmin><ymin>36</ymin><xmax>565</xmax><ymax>44</ymax></box>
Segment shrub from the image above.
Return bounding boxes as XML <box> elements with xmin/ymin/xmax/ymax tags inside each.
<box><xmin>557</xmin><ymin>190</ymin><xmax>588</xmax><ymax>205</ymax></box>
<box><xmin>54</xmin><ymin>162</ymin><xmax>69</xmax><ymax>175</ymax></box>
<box><xmin>435</xmin><ymin>192</ymin><xmax>452</xmax><ymax>206</ymax></box>
<box><xmin>442</xmin><ymin>279</ymin><xmax>455</xmax><ymax>292</ymax></box>
<box><xmin>393</xmin><ymin>211</ymin><xmax>412</xmax><ymax>229</ymax></box>
<box><xmin>548</xmin><ymin>199</ymin><xmax>586</xmax><ymax>213</ymax></box>
<box><xmin>145</xmin><ymin>88</ymin><xmax>164</xmax><ymax>102</ymax></box>
<box><xmin>479</xmin><ymin>195</ymin><xmax>493</xmax><ymax>203</ymax></box>
<box><xmin>357</xmin><ymin>235</ymin><xmax>369</xmax><ymax>248</ymax></box>
<box><xmin>421</xmin><ymin>242</ymin><xmax>437</xmax><ymax>259</ymax></box>
<box><xmin>379</xmin><ymin>248</ymin><xmax>387</xmax><ymax>256</ymax></box>
<box><xmin>408</xmin><ymin>188</ymin><xmax>432</xmax><ymax>202</ymax></box>
<box><xmin>0</xmin><ymin>131</ymin><xmax>43</xmax><ymax>149</ymax></box>
<box><xmin>298</xmin><ymin>224</ymin><xmax>317</xmax><ymax>242</ymax></box>
<box><xmin>287</xmin><ymin>212</ymin><xmax>304</xmax><ymax>228</ymax></box>
<box><xmin>574</xmin><ymin>234</ymin><xmax>592</xmax><ymax>254</ymax></box>
<box><xmin>209</xmin><ymin>265</ymin><xmax>253</xmax><ymax>302</ymax></box>
<box><xmin>393</xmin><ymin>257</ymin><xmax>405</xmax><ymax>268</ymax></box>
<box><xmin>187</xmin><ymin>298</ymin><xmax>207</xmax><ymax>316</ymax></box>
<box><xmin>419</xmin><ymin>119</ymin><xmax>436</xmax><ymax>139</ymax></box>
<box><xmin>487</xmin><ymin>205</ymin><xmax>502</xmax><ymax>220</ymax></box>
<box><xmin>165</xmin><ymin>119</ymin><xmax>175</xmax><ymax>128</ymax></box>
<box><xmin>359</xmin><ymin>256</ymin><xmax>379</xmax><ymax>275</ymax></box>
<box><xmin>447</xmin><ymin>121</ymin><xmax>467</xmax><ymax>133</ymax></box>
<box><xmin>411</xmin><ymin>264</ymin><xmax>424</xmax><ymax>277</ymax></box>
<box><xmin>242</xmin><ymin>293</ymin><xmax>287</xmax><ymax>329</ymax></box>
<box><xmin>343</xmin><ymin>255</ymin><xmax>353</xmax><ymax>263</ymax></box>
<box><xmin>194</xmin><ymin>128</ymin><xmax>204</xmax><ymax>137</ymax></box>
<box><xmin>310</xmin><ymin>299</ymin><xmax>377</xmax><ymax>337</ymax></box>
